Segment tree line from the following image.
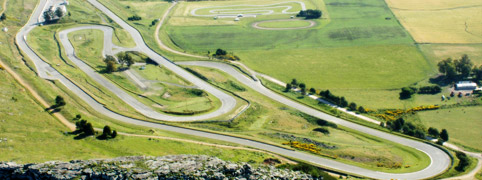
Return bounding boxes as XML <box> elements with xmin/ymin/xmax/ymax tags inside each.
<box><xmin>438</xmin><ymin>54</ymin><xmax>481</xmax><ymax>81</ymax></box>
<box><xmin>43</xmin><ymin>6</ymin><xmax>66</xmax><ymax>23</ymax></box>
<box><xmin>103</xmin><ymin>53</ymin><xmax>135</xmax><ymax>73</ymax></box>
<box><xmin>399</xmin><ymin>85</ymin><xmax>442</xmax><ymax>99</ymax></box>
<box><xmin>296</xmin><ymin>9</ymin><xmax>322</xmax><ymax>19</ymax></box>
<box><xmin>72</xmin><ymin>114</ymin><xmax>117</xmax><ymax>140</ymax></box>
<box><xmin>285</xmin><ymin>78</ymin><xmax>366</xmax><ymax>113</ymax></box>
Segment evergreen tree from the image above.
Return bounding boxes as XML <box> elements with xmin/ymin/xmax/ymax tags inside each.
<box><xmin>440</xmin><ymin>129</ymin><xmax>449</xmax><ymax>142</ymax></box>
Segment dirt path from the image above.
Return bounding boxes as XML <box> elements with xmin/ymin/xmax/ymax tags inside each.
<box><xmin>252</xmin><ymin>19</ymin><xmax>316</xmax><ymax>30</ymax></box>
<box><xmin>0</xmin><ymin>0</ymin><xmax>7</xmax><ymax>14</ymax></box>
<box><xmin>441</xmin><ymin>143</ymin><xmax>482</xmax><ymax>180</ymax></box>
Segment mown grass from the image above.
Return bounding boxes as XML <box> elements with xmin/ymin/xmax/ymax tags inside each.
<box><xmin>417</xmin><ymin>106</ymin><xmax>482</xmax><ymax>151</ymax></box>
<box><xmin>180</xmin><ymin>66</ymin><xmax>432</xmax><ymax>173</ymax></box>
<box><xmin>256</xmin><ymin>20</ymin><xmax>313</xmax><ymax>28</ymax></box>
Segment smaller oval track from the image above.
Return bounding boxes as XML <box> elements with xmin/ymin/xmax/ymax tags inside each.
<box><xmin>252</xmin><ymin>19</ymin><xmax>316</xmax><ymax>30</ymax></box>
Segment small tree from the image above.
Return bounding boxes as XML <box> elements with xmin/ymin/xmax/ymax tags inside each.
<box><xmin>309</xmin><ymin>88</ymin><xmax>316</xmax><ymax>94</ymax></box>
<box><xmin>357</xmin><ymin>106</ymin><xmax>366</xmax><ymax>113</ymax></box>
<box><xmin>74</xmin><ymin>114</ymin><xmax>82</xmax><ymax>121</ymax></box>
<box><xmin>301</xmin><ymin>88</ymin><xmax>306</xmax><ymax>96</ymax></box>
<box><xmin>102</xmin><ymin>125</ymin><xmax>112</xmax><ymax>137</ymax></box>
<box><xmin>290</xmin><ymin>79</ymin><xmax>298</xmax><ymax>87</ymax></box>
<box><xmin>84</xmin><ymin>123</ymin><xmax>95</xmax><ymax>136</ymax></box>
<box><xmin>215</xmin><ymin>48</ymin><xmax>227</xmax><ymax>56</ymax></box>
<box><xmin>399</xmin><ymin>87</ymin><xmax>415</xmax><ymax>99</ymax></box>
<box><xmin>299</xmin><ymin>83</ymin><xmax>306</xmax><ymax>90</ymax></box>
<box><xmin>428</xmin><ymin>127</ymin><xmax>439</xmax><ymax>138</ymax></box>
<box><xmin>55</xmin><ymin>7</ymin><xmax>64</xmax><ymax>18</ymax></box>
<box><xmin>55</xmin><ymin>95</ymin><xmax>66</xmax><ymax>107</ymax></box>
<box><xmin>43</xmin><ymin>9</ymin><xmax>55</xmax><ymax>22</ymax></box>
<box><xmin>440</xmin><ymin>129</ymin><xmax>449</xmax><ymax>142</ymax></box>
<box><xmin>104</xmin><ymin>55</ymin><xmax>117</xmax><ymax>73</ymax></box>
<box><xmin>0</xmin><ymin>13</ymin><xmax>6</xmax><ymax>21</ymax></box>
<box><xmin>285</xmin><ymin>83</ymin><xmax>292</xmax><ymax>92</ymax></box>
<box><xmin>340</xmin><ymin>97</ymin><xmax>348</xmax><ymax>107</ymax></box>
<box><xmin>348</xmin><ymin>102</ymin><xmax>357</xmax><ymax>111</ymax></box>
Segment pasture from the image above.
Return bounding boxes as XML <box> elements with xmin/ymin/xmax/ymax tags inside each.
<box><xmin>417</xmin><ymin>106</ymin><xmax>482</xmax><ymax>151</ymax></box>
<box><xmin>386</xmin><ymin>0</ymin><xmax>482</xmax><ymax>43</ymax></box>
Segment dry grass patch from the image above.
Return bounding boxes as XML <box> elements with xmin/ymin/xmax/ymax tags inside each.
<box><xmin>387</xmin><ymin>0</ymin><xmax>482</xmax><ymax>43</ymax></box>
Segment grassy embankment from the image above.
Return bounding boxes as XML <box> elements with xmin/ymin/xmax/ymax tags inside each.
<box><xmin>0</xmin><ymin>0</ymin><xmax>284</xmax><ymax>166</ymax></box>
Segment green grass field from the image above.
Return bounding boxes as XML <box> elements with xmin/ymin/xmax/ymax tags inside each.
<box><xmin>417</xmin><ymin>106</ymin><xmax>482</xmax><ymax>151</ymax></box>
<box><xmin>160</xmin><ymin>0</ymin><xmax>436</xmax><ymax>111</ymax></box>
<box><xmin>256</xmin><ymin>20</ymin><xmax>313</xmax><ymax>28</ymax></box>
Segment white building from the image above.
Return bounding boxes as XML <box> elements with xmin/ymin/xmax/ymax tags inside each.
<box><xmin>455</xmin><ymin>81</ymin><xmax>478</xmax><ymax>90</ymax></box>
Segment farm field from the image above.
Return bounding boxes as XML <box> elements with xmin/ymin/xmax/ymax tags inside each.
<box><xmin>386</xmin><ymin>0</ymin><xmax>482</xmax><ymax>44</ymax></box>
<box><xmin>256</xmin><ymin>20</ymin><xmax>313</xmax><ymax>29</ymax></box>
<box><xmin>416</xmin><ymin>106</ymin><xmax>482</xmax><ymax>152</ymax></box>
<box><xmin>161</xmin><ymin>0</ymin><xmax>435</xmax><ymax>110</ymax></box>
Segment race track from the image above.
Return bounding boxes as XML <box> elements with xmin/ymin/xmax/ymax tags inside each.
<box><xmin>15</xmin><ymin>0</ymin><xmax>452</xmax><ymax>179</ymax></box>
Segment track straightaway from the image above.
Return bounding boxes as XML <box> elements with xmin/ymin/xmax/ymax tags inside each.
<box><xmin>16</xmin><ymin>0</ymin><xmax>451</xmax><ymax>179</ymax></box>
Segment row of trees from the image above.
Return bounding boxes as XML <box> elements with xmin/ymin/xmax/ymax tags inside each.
<box><xmin>73</xmin><ymin>115</ymin><xmax>117</xmax><ymax>139</ymax></box>
<box><xmin>296</xmin><ymin>9</ymin><xmax>322</xmax><ymax>19</ymax></box>
<box><xmin>43</xmin><ymin>7</ymin><xmax>65</xmax><ymax>23</ymax></box>
<box><xmin>384</xmin><ymin>118</ymin><xmax>426</xmax><ymax>139</ymax></box>
<box><xmin>285</xmin><ymin>79</ymin><xmax>366</xmax><ymax>113</ymax></box>
<box><xmin>103</xmin><ymin>53</ymin><xmax>135</xmax><ymax>73</ymax></box>
<box><xmin>399</xmin><ymin>85</ymin><xmax>442</xmax><ymax>99</ymax></box>
<box><xmin>427</xmin><ymin>127</ymin><xmax>449</xmax><ymax>142</ymax></box>
<box><xmin>438</xmin><ymin>54</ymin><xmax>481</xmax><ymax>81</ymax></box>
<box><xmin>127</xmin><ymin>15</ymin><xmax>142</xmax><ymax>21</ymax></box>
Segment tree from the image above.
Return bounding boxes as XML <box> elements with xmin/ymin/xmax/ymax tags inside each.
<box><xmin>285</xmin><ymin>83</ymin><xmax>292</xmax><ymax>92</ymax></box>
<box><xmin>309</xmin><ymin>88</ymin><xmax>316</xmax><ymax>94</ymax></box>
<box><xmin>290</xmin><ymin>79</ymin><xmax>298</xmax><ymax>87</ymax></box>
<box><xmin>437</xmin><ymin>58</ymin><xmax>457</xmax><ymax>80</ymax></box>
<box><xmin>428</xmin><ymin>127</ymin><xmax>439</xmax><ymax>138</ymax></box>
<box><xmin>215</xmin><ymin>48</ymin><xmax>227</xmax><ymax>56</ymax></box>
<box><xmin>454</xmin><ymin>54</ymin><xmax>473</xmax><ymax>78</ymax></box>
<box><xmin>43</xmin><ymin>9</ymin><xmax>55</xmax><ymax>22</ymax></box>
<box><xmin>74</xmin><ymin>114</ymin><xmax>82</xmax><ymax>120</ymax></box>
<box><xmin>340</xmin><ymin>97</ymin><xmax>348</xmax><ymax>107</ymax></box>
<box><xmin>111</xmin><ymin>130</ymin><xmax>117</xmax><ymax>138</ymax></box>
<box><xmin>473</xmin><ymin>65</ymin><xmax>482</xmax><ymax>81</ymax></box>
<box><xmin>357</xmin><ymin>106</ymin><xmax>366</xmax><ymax>113</ymax></box>
<box><xmin>102</xmin><ymin>125</ymin><xmax>112</xmax><ymax>137</ymax></box>
<box><xmin>348</xmin><ymin>102</ymin><xmax>357</xmax><ymax>111</ymax></box>
<box><xmin>299</xmin><ymin>83</ymin><xmax>306</xmax><ymax>90</ymax></box>
<box><xmin>301</xmin><ymin>88</ymin><xmax>306</xmax><ymax>96</ymax></box>
<box><xmin>440</xmin><ymin>129</ymin><xmax>449</xmax><ymax>142</ymax></box>
<box><xmin>104</xmin><ymin>55</ymin><xmax>117</xmax><ymax>73</ymax></box>
<box><xmin>455</xmin><ymin>151</ymin><xmax>470</xmax><ymax>172</ymax></box>
<box><xmin>84</xmin><ymin>123</ymin><xmax>95</xmax><ymax>136</ymax></box>
<box><xmin>118</xmin><ymin>52</ymin><xmax>134</xmax><ymax>68</ymax></box>
<box><xmin>399</xmin><ymin>87</ymin><xmax>416</xmax><ymax>99</ymax></box>
<box><xmin>55</xmin><ymin>95</ymin><xmax>66</xmax><ymax>106</ymax></box>
<box><xmin>55</xmin><ymin>7</ymin><xmax>64</xmax><ymax>18</ymax></box>
<box><xmin>0</xmin><ymin>13</ymin><xmax>6</xmax><ymax>21</ymax></box>
<box><xmin>297</xmin><ymin>9</ymin><xmax>322</xmax><ymax>19</ymax></box>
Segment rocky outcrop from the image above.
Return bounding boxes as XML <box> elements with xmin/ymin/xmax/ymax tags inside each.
<box><xmin>0</xmin><ymin>155</ymin><xmax>313</xmax><ymax>180</ymax></box>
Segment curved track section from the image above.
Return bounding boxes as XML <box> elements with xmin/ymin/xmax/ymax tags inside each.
<box><xmin>16</xmin><ymin>0</ymin><xmax>451</xmax><ymax>179</ymax></box>
<box><xmin>176</xmin><ymin>61</ymin><xmax>451</xmax><ymax>179</ymax></box>
<box><xmin>17</xmin><ymin>0</ymin><xmax>236</xmax><ymax>122</ymax></box>
<box><xmin>252</xmin><ymin>19</ymin><xmax>316</xmax><ymax>30</ymax></box>
<box><xmin>191</xmin><ymin>1</ymin><xmax>306</xmax><ymax>17</ymax></box>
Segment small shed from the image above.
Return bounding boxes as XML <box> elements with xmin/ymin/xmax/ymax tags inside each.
<box><xmin>455</xmin><ymin>81</ymin><xmax>477</xmax><ymax>90</ymax></box>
